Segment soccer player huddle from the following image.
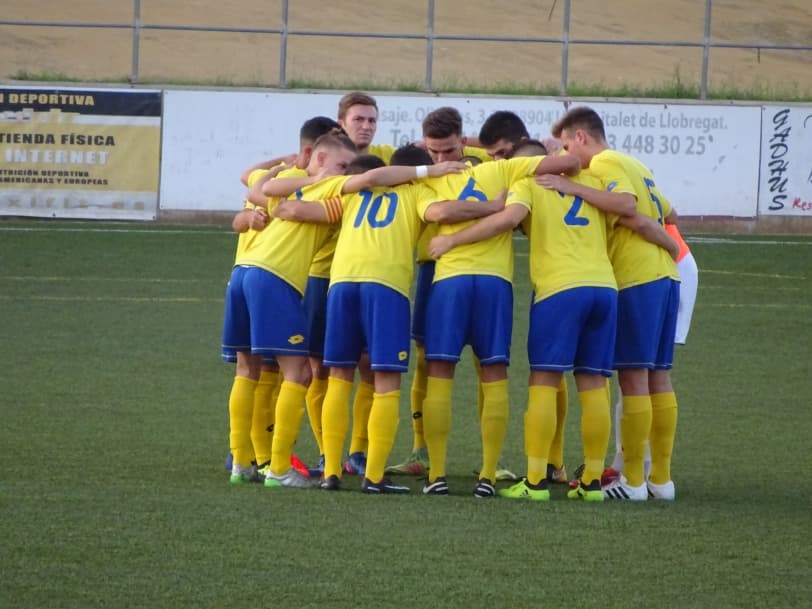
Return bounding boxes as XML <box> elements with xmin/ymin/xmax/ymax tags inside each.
<box><xmin>221</xmin><ymin>91</ymin><xmax>699</xmax><ymax>502</ymax></box>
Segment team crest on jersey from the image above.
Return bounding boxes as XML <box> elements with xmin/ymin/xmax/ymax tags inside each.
<box><xmin>288</xmin><ymin>334</ymin><xmax>304</xmax><ymax>345</ymax></box>
<box><xmin>398</xmin><ymin>351</ymin><xmax>408</xmax><ymax>361</ymax></box>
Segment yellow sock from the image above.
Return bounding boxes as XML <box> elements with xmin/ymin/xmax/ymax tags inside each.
<box><xmin>649</xmin><ymin>391</ymin><xmax>678</xmax><ymax>484</ymax></box>
<box><xmin>321</xmin><ymin>377</ymin><xmax>354</xmax><ymax>479</ymax></box>
<box><xmin>251</xmin><ymin>370</ymin><xmax>278</xmax><ymax>465</ymax></box>
<box><xmin>365</xmin><ymin>390</ymin><xmax>401</xmax><ymax>483</ymax></box>
<box><xmin>474</xmin><ymin>356</ymin><xmax>484</xmax><ymax>422</ymax></box>
<box><xmin>269</xmin><ymin>381</ymin><xmax>307</xmax><ymax>475</ymax></box>
<box><xmin>348</xmin><ymin>381</ymin><xmax>374</xmax><ymax>455</ymax></box>
<box><xmin>480</xmin><ymin>379</ymin><xmax>509</xmax><ymax>482</ymax></box>
<box><xmin>525</xmin><ymin>385</ymin><xmax>557</xmax><ymax>486</ymax></box>
<box><xmin>305</xmin><ymin>376</ymin><xmax>328</xmax><ymax>455</ymax></box>
<box><xmin>409</xmin><ymin>344</ymin><xmax>427</xmax><ymax>451</ymax></box>
<box><xmin>579</xmin><ymin>386</ymin><xmax>611</xmax><ymax>485</ymax></box>
<box><xmin>548</xmin><ymin>376</ymin><xmax>568</xmax><ymax>469</ymax></box>
<box><xmin>229</xmin><ymin>376</ymin><xmax>257</xmax><ymax>467</ymax></box>
<box><xmin>621</xmin><ymin>394</ymin><xmax>652</xmax><ymax>486</ymax></box>
<box><xmin>423</xmin><ymin>376</ymin><xmax>453</xmax><ymax>482</ymax></box>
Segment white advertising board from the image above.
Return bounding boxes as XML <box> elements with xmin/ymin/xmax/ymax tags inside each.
<box><xmin>160</xmin><ymin>90</ymin><xmax>762</xmax><ymax>216</ymax></box>
<box><xmin>758</xmin><ymin>106</ymin><xmax>812</xmax><ymax>216</ymax></box>
<box><xmin>160</xmin><ymin>90</ymin><xmax>341</xmax><ymax>211</ymax></box>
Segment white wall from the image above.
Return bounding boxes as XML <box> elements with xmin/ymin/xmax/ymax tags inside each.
<box><xmin>159</xmin><ymin>90</ymin><xmax>773</xmax><ymax>217</ymax></box>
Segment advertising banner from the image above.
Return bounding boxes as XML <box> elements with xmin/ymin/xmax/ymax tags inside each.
<box><xmin>0</xmin><ymin>87</ymin><xmax>162</xmax><ymax>220</ymax></box>
<box><xmin>758</xmin><ymin>106</ymin><xmax>812</xmax><ymax>216</ymax></box>
<box><xmin>160</xmin><ymin>91</ymin><xmax>761</xmax><ymax>217</ymax></box>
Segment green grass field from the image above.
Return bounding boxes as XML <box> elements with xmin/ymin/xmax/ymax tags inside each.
<box><xmin>1</xmin><ymin>220</ymin><xmax>810</xmax><ymax>609</ymax></box>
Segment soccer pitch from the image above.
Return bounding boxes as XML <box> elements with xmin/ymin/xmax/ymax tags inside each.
<box><xmin>1</xmin><ymin>220</ymin><xmax>810</xmax><ymax>609</ymax></box>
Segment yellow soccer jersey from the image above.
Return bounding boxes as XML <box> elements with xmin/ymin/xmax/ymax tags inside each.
<box><xmin>461</xmin><ymin>145</ymin><xmax>492</xmax><ymax>163</ymax></box>
<box><xmin>367</xmin><ymin>144</ymin><xmax>395</xmax><ymax>165</ymax></box>
<box><xmin>237</xmin><ymin>175</ymin><xmax>348</xmax><ymax>295</ymax></box>
<box><xmin>415</xmin><ymin>222</ymin><xmax>439</xmax><ymax>264</ymax></box>
<box><xmin>233</xmin><ymin>167</ymin><xmax>277</xmax><ymax>262</ymax></box>
<box><xmin>417</xmin><ymin>156</ymin><xmax>543</xmax><ymax>283</ymax></box>
<box><xmin>589</xmin><ymin>150</ymin><xmax>678</xmax><ymax>289</ymax></box>
<box><xmin>509</xmin><ymin>172</ymin><xmax>616</xmax><ymax>303</ymax></box>
<box><xmin>327</xmin><ymin>183</ymin><xmax>437</xmax><ymax>297</ymax></box>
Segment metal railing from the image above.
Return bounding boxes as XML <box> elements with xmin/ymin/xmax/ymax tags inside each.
<box><xmin>2</xmin><ymin>0</ymin><xmax>810</xmax><ymax>98</ymax></box>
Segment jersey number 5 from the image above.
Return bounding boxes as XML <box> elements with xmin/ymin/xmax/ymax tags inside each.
<box><xmin>643</xmin><ymin>177</ymin><xmax>664</xmax><ymax>225</ymax></box>
<box><xmin>354</xmin><ymin>190</ymin><xmax>398</xmax><ymax>228</ymax></box>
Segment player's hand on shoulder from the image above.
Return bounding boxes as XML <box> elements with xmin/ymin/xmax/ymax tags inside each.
<box><xmin>272</xmin><ymin>198</ymin><xmax>295</xmax><ymax>220</ymax></box>
<box><xmin>429</xmin><ymin>234</ymin><xmax>456</xmax><ymax>259</ymax></box>
<box><xmin>429</xmin><ymin>161</ymin><xmax>467</xmax><ymax>177</ymax></box>
<box><xmin>536</xmin><ymin>173</ymin><xmax>572</xmax><ymax>192</ymax></box>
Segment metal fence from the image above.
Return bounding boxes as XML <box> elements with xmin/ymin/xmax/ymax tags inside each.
<box><xmin>2</xmin><ymin>0</ymin><xmax>810</xmax><ymax>98</ymax></box>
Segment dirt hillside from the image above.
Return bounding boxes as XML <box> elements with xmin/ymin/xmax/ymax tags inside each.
<box><xmin>2</xmin><ymin>0</ymin><xmax>810</xmax><ymax>95</ymax></box>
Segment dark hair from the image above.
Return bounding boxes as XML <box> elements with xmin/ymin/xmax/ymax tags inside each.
<box><xmin>551</xmin><ymin>106</ymin><xmax>606</xmax><ymax>142</ymax></box>
<box><xmin>312</xmin><ymin>128</ymin><xmax>357</xmax><ymax>153</ymax></box>
<box><xmin>300</xmin><ymin>116</ymin><xmax>343</xmax><ymax>145</ymax></box>
<box><xmin>345</xmin><ymin>154</ymin><xmax>386</xmax><ymax>175</ymax></box>
<box><xmin>422</xmin><ymin>107</ymin><xmax>463</xmax><ymax>139</ymax></box>
<box><xmin>478</xmin><ymin>111</ymin><xmax>530</xmax><ymax>146</ymax></box>
<box><xmin>337</xmin><ymin>91</ymin><xmax>378</xmax><ymax>120</ymax></box>
<box><xmin>390</xmin><ymin>144</ymin><xmax>433</xmax><ymax>166</ymax></box>
<box><xmin>506</xmin><ymin>139</ymin><xmax>548</xmax><ymax>159</ymax></box>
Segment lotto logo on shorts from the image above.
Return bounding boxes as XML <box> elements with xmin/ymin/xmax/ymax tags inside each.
<box><xmin>398</xmin><ymin>351</ymin><xmax>408</xmax><ymax>361</ymax></box>
<box><xmin>288</xmin><ymin>334</ymin><xmax>304</xmax><ymax>345</ymax></box>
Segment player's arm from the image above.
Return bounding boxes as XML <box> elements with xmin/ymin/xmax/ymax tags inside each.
<box><xmin>340</xmin><ymin>161</ymin><xmax>467</xmax><ymax>193</ymax></box>
<box><xmin>429</xmin><ymin>204</ymin><xmax>528</xmax><ymax>259</ymax></box>
<box><xmin>240</xmin><ymin>153</ymin><xmax>298</xmax><ymax>186</ymax></box>
<box><xmin>533</xmin><ymin>154</ymin><xmax>580</xmax><ymax>176</ymax></box>
<box><xmin>247</xmin><ymin>166</ymin><xmax>290</xmax><ymax>205</ymax></box>
<box><xmin>615</xmin><ymin>214</ymin><xmax>680</xmax><ymax>260</ymax></box>
<box><xmin>423</xmin><ymin>189</ymin><xmax>507</xmax><ymax>224</ymax></box>
<box><xmin>535</xmin><ymin>174</ymin><xmax>636</xmax><ymax>217</ymax></box>
<box><xmin>272</xmin><ymin>197</ymin><xmax>342</xmax><ymax>224</ymax></box>
<box><xmin>261</xmin><ymin>173</ymin><xmax>323</xmax><ymax>198</ymax></box>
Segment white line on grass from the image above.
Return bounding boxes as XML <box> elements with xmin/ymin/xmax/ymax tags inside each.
<box><xmin>0</xmin><ymin>295</ymin><xmax>220</xmax><ymax>304</ymax></box>
<box><xmin>702</xmin><ymin>303</ymin><xmax>811</xmax><ymax>309</ymax></box>
<box><xmin>700</xmin><ymin>269</ymin><xmax>805</xmax><ymax>280</ymax></box>
<box><xmin>1</xmin><ymin>275</ymin><xmax>214</xmax><ymax>284</ymax></box>
<box><xmin>0</xmin><ymin>226</ymin><xmax>231</xmax><ymax>235</ymax></box>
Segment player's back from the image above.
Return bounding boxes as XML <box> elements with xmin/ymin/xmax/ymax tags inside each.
<box><xmin>237</xmin><ymin>175</ymin><xmax>346</xmax><ymax>295</ymax></box>
<box><xmin>516</xmin><ymin>170</ymin><xmax>616</xmax><ymax>302</ymax></box>
<box><xmin>331</xmin><ymin>182</ymin><xmax>431</xmax><ymax>297</ymax></box>
<box><xmin>421</xmin><ymin>156</ymin><xmax>543</xmax><ymax>283</ymax></box>
<box><xmin>590</xmin><ymin>149</ymin><xmax>678</xmax><ymax>289</ymax></box>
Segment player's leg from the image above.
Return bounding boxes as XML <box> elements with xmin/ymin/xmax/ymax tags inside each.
<box><xmin>345</xmin><ymin>353</ymin><xmax>373</xmax><ymax>476</ymax></box>
<box><xmin>568</xmin><ymin>287</ymin><xmax>616</xmax><ymax>500</ymax></box>
<box><xmin>320</xmin><ymin>283</ymin><xmax>364</xmax><ymax>486</ymax></box>
<box><xmin>647</xmin><ymin>278</ymin><xmax>680</xmax><ymax>500</ymax></box>
<box><xmin>387</xmin><ymin>260</ymin><xmax>434</xmax><ymax>475</ymax></box>
<box><xmin>229</xmin><ymin>351</ymin><xmax>261</xmax><ymax>482</ymax></box>
<box><xmin>244</xmin><ymin>268</ymin><xmax>315</xmax><ymax>488</ymax></box>
<box><xmin>358</xmin><ymin>284</ymin><xmax>411</xmax><ymax>494</ymax></box>
<box><xmin>605</xmin><ymin>280</ymin><xmax>672</xmax><ymax>500</ymax></box>
<box><xmin>221</xmin><ymin>266</ymin><xmax>260</xmax><ymax>483</ymax></box>
<box><xmin>421</xmin><ymin>276</ymin><xmax>471</xmax><ymax>493</ymax></box>
<box><xmin>470</xmin><ymin>276</ymin><xmax>514</xmax><ymax>496</ymax></box>
<box><xmin>251</xmin><ymin>359</ymin><xmax>280</xmax><ymax>474</ymax></box>
<box><xmin>303</xmin><ymin>275</ymin><xmax>330</xmax><ymax>470</ymax></box>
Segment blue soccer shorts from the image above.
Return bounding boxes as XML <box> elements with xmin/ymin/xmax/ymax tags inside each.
<box><xmin>528</xmin><ymin>286</ymin><xmax>617</xmax><ymax>376</ymax></box>
<box><xmin>614</xmin><ymin>277</ymin><xmax>680</xmax><ymax>370</ymax></box>
<box><xmin>323</xmin><ymin>282</ymin><xmax>411</xmax><ymax>372</ymax></box>
<box><xmin>424</xmin><ymin>274</ymin><xmax>513</xmax><ymax>365</ymax></box>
